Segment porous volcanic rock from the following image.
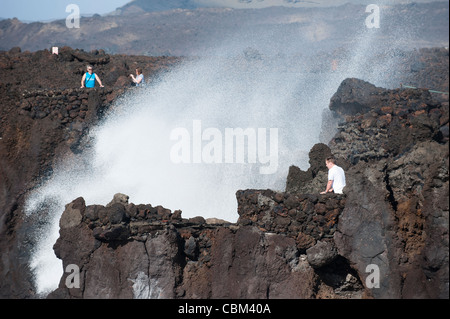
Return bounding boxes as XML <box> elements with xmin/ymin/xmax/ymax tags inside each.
<box><xmin>48</xmin><ymin>191</ymin><xmax>361</xmax><ymax>299</ymax></box>
<box><xmin>286</xmin><ymin>76</ymin><xmax>448</xmax><ymax>298</ymax></box>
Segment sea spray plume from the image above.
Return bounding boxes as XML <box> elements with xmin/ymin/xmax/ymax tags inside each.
<box><xmin>24</xmin><ymin>55</ymin><xmax>317</xmax><ymax>295</ymax></box>
<box><xmin>24</xmin><ymin>3</ymin><xmax>423</xmax><ymax>296</ymax></box>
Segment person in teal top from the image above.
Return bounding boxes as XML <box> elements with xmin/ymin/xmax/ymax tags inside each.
<box><xmin>80</xmin><ymin>65</ymin><xmax>104</xmax><ymax>88</ymax></box>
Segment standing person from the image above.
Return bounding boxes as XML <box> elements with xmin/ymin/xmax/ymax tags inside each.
<box><xmin>130</xmin><ymin>68</ymin><xmax>145</xmax><ymax>87</ymax></box>
<box><xmin>320</xmin><ymin>157</ymin><xmax>346</xmax><ymax>194</ymax></box>
<box><xmin>81</xmin><ymin>65</ymin><xmax>104</xmax><ymax>88</ymax></box>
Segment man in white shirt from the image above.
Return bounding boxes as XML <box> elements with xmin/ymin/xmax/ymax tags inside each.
<box><xmin>320</xmin><ymin>157</ymin><xmax>346</xmax><ymax>194</ymax></box>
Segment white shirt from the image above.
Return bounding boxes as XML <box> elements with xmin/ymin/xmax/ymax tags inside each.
<box><xmin>328</xmin><ymin>164</ymin><xmax>346</xmax><ymax>194</ymax></box>
<box><xmin>136</xmin><ymin>74</ymin><xmax>145</xmax><ymax>86</ymax></box>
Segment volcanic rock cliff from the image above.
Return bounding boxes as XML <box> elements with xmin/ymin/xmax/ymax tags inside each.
<box><xmin>48</xmin><ymin>192</ymin><xmax>354</xmax><ymax>299</ymax></box>
<box><xmin>0</xmin><ymin>47</ymin><xmax>448</xmax><ymax>299</ymax></box>
<box><xmin>300</xmin><ymin>78</ymin><xmax>448</xmax><ymax>298</ymax></box>
<box><xmin>49</xmin><ymin>76</ymin><xmax>448</xmax><ymax>299</ymax></box>
<box><xmin>0</xmin><ymin>47</ymin><xmax>178</xmax><ymax>298</ymax></box>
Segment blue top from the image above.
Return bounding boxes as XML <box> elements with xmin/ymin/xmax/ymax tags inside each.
<box><xmin>85</xmin><ymin>72</ymin><xmax>96</xmax><ymax>88</ymax></box>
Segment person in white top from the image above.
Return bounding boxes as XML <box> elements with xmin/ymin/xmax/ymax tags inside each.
<box><xmin>320</xmin><ymin>157</ymin><xmax>346</xmax><ymax>194</ymax></box>
<box><xmin>130</xmin><ymin>67</ymin><xmax>145</xmax><ymax>87</ymax></box>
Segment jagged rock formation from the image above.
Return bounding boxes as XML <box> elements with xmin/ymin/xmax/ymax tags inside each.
<box><xmin>0</xmin><ymin>48</ymin><xmax>179</xmax><ymax>298</ymax></box>
<box><xmin>0</xmin><ymin>87</ymin><xmax>127</xmax><ymax>298</ymax></box>
<box><xmin>0</xmin><ymin>46</ymin><xmax>179</xmax><ymax>89</ymax></box>
<box><xmin>48</xmin><ymin>191</ymin><xmax>362</xmax><ymax>299</ymax></box>
<box><xmin>288</xmin><ymin>78</ymin><xmax>449</xmax><ymax>298</ymax></box>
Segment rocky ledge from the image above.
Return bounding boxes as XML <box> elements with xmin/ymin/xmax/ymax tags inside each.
<box><xmin>49</xmin><ymin>191</ymin><xmax>357</xmax><ymax>299</ymax></box>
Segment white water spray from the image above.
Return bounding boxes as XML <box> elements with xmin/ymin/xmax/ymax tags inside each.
<box><xmin>25</xmin><ymin>4</ymin><xmax>417</xmax><ymax>296</ymax></box>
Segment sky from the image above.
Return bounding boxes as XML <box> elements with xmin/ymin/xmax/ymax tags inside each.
<box><xmin>0</xmin><ymin>0</ymin><xmax>130</xmax><ymax>21</ymax></box>
<box><xmin>0</xmin><ymin>0</ymin><xmax>446</xmax><ymax>22</ymax></box>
